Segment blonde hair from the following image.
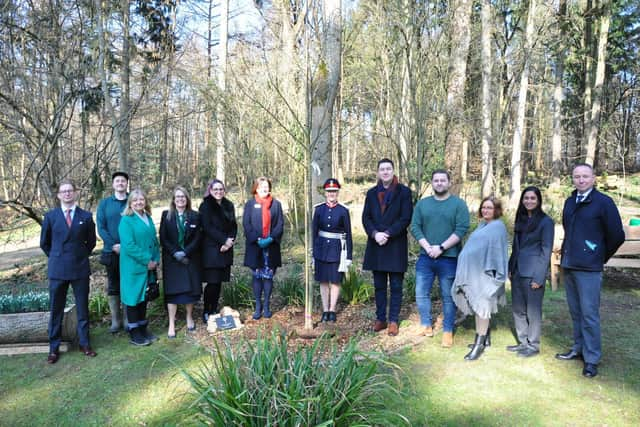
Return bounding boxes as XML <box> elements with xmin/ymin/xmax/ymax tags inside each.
<box><xmin>123</xmin><ymin>188</ymin><xmax>152</xmax><ymax>216</ymax></box>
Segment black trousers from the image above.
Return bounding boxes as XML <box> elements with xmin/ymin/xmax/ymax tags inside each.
<box><xmin>126</xmin><ymin>301</ymin><xmax>148</xmax><ymax>329</ymax></box>
<box><xmin>511</xmin><ymin>273</ymin><xmax>545</xmax><ymax>350</ymax></box>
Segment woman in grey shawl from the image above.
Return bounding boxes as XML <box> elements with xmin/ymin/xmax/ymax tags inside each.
<box><xmin>452</xmin><ymin>196</ymin><xmax>509</xmax><ymax>361</ymax></box>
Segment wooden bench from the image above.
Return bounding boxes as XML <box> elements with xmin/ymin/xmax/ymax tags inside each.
<box><xmin>550</xmin><ymin>225</ymin><xmax>640</xmax><ymax>290</ymax></box>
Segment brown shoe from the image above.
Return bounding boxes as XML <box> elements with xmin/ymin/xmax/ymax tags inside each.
<box><xmin>373</xmin><ymin>320</ymin><xmax>388</xmax><ymax>332</ymax></box>
<box><xmin>421</xmin><ymin>326</ymin><xmax>434</xmax><ymax>337</ymax></box>
<box><xmin>47</xmin><ymin>351</ymin><xmax>59</xmax><ymax>364</ymax></box>
<box><xmin>388</xmin><ymin>322</ymin><xmax>399</xmax><ymax>336</ymax></box>
<box><xmin>442</xmin><ymin>332</ymin><xmax>454</xmax><ymax>348</ymax></box>
<box><xmin>80</xmin><ymin>346</ymin><xmax>97</xmax><ymax>357</ymax></box>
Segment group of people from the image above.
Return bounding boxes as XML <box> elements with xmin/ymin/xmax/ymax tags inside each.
<box><xmin>40</xmin><ymin>161</ymin><xmax>624</xmax><ymax>378</ymax></box>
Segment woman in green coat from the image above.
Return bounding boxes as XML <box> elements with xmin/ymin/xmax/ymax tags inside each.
<box><xmin>119</xmin><ymin>189</ymin><xmax>160</xmax><ymax>346</ymax></box>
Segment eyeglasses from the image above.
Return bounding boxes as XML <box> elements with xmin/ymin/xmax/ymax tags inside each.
<box><xmin>175</xmin><ymin>195</ymin><xmax>187</xmax><ymax>199</ymax></box>
<box><xmin>211</xmin><ymin>188</ymin><xmax>225</xmax><ymax>192</ymax></box>
<box><xmin>58</xmin><ymin>189</ymin><xmax>75</xmax><ymax>194</ymax></box>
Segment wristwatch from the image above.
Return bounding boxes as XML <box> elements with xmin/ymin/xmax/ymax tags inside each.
<box><xmin>439</xmin><ymin>244</ymin><xmax>445</xmax><ymax>251</ymax></box>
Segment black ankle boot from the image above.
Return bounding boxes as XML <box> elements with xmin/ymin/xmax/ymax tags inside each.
<box><xmin>320</xmin><ymin>312</ymin><xmax>329</xmax><ymax>322</ymax></box>
<box><xmin>328</xmin><ymin>312</ymin><xmax>337</xmax><ymax>322</ymax></box>
<box><xmin>129</xmin><ymin>327</ymin><xmax>151</xmax><ymax>346</ymax></box>
<box><xmin>484</xmin><ymin>328</ymin><xmax>491</xmax><ymax>347</ymax></box>
<box><xmin>464</xmin><ymin>334</ymin><xmax>486</xmax><ymax>361</ymax></box>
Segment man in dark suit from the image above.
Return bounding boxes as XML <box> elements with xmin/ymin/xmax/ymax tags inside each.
<box><xmin>362</xmin><ymin>158</ymin><xmax>413</xmax><ymax>336</ymax></box>
<box><xmin>40</xmin><ymin>179</ymin><xmax>97</xmax><ymax>363</ymax></box>
<box><xmin>556</xmin><ymin>164</ymin><xmax>624</xmax><ymax>378</ymax></box>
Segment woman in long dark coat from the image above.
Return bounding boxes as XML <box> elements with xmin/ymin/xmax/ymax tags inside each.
<box><xmin>199</xmin><ymin>179</ymin><xmax>237</xmax><ymax>323</ymax></box>
<box><xmin>507</xmin><ymin>186</ymin><xmax>554</xmax><ymax>357</ymax></box>
<box><xmin>243</xmin><ymin>176</ymin><xmax>284</xmax><ymax>320</ymax></box>
<box><xmin>159</xmin><ymin>186</ymin><xmax>202</xmax><ymax>338</ymax></box>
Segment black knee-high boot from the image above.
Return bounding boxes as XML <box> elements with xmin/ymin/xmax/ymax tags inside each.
<box><xmin>263</xmin><ymin>280</ymin><xmax>273</xmax><ymax>318</ymax></box>
<box><xmin>465</xmin><ymin>334</ymin><xmax>486</xmax><ymax>361</ymax></box>
<box><xmin>252</xmin><ymin>277</ymin><xmax>263</xmax><ymax>320</ymax></box>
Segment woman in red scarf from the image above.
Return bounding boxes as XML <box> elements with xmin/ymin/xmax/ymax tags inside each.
<box><xmin>242</xmin><ymin>177</ymin><xmax>284</xmax><ymax>319</ymax></box>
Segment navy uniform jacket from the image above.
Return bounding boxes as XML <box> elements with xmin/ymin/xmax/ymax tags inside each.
<box><xmin>40</xmin><ymin>207</ymin><xmax>97</xmax><ymax>280</ymax></box>
<box><xmin>362</xmin><ymin>183</ymin><xmax>413</xmax><ymax>273</ymax></box>
<box><xmin>242</xmin><ymin>198</ymin><xmax>284</xmax><ymax>269</ymax></box>
<box><xmin>312</xmin><ymin>202</ymin><xmax>353</xmax><ymax>263</ymax></box>
<box><xmin>561</xmin><ymin>188</ymin><xmax>624</xmax><ymax>271</ymax></box>
<box><xmin>508</xmin><ymin>214</ymin><xmax>555</xmax><ymax>285</ymax></box>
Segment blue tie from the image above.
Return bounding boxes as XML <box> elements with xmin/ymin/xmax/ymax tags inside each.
<box><xmin>577</xmin><ymin>194</ymin><xmax>584</xmax><ymax>203</ymax></box>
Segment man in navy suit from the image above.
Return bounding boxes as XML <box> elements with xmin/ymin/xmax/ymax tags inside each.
<box><xmin>556</xmin><ymin>164</ymin><xmax>624</xmax><ymax>378</ymax></box>
<box><xmin>40</xmin><ymin>179</ymin><xmax>97</xmax><ymax>363</ymax></box>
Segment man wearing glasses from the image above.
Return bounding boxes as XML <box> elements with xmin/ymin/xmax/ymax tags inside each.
<box><xmin>40</xmin><ymin>179</ymin><xmax>97</xmax><ymax>363</ymax></box>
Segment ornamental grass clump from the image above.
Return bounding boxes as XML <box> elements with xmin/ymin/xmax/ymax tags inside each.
<box><xmin>221</xmin><ymin>274</ymin><xmax>254</xmax><ymax>309</ymax></box>
<box><xmin>341</xmin><ymin>266</ymin><xmax>374</xmax><ymax>305</ymax></box>
<box><xmin>183</xmin><ymin>330</ymin><xmax>410</xmax><ymax>426</ymax></box>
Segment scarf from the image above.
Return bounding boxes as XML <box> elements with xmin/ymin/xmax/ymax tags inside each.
<box><xmin>255</xmin><ymin>194</ymin><xmax>273</xmax><ymax>238</ymax></box>
<box><xmin>376</xmin><ymin>175</ymin><xmax>399</xmax><ymax>214</ymax></box>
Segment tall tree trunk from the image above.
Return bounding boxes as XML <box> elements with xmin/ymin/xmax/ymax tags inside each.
<box><xmin>585</xmin><ymin>2</ymin><xmax>610</xmax><ymax>166</ymax></box>
<box><xmin>582</xmin><ymin>0</ymin><xmax>594</xmax><ymax>156</ymax></box>
<box><xmin>551</xmin><ymin>0</ymin><xmax>567</xmax><ymax>187</ymax></box>
<box><xmin>310</xmin><ymin>0</ymin><xmax>341</xmax><ymax>204</ymax></box>
<box><xmin>216</xmin><ymin>0</ymin><xmax>229</xmax><ymax>181</ymax></box>
<box><xmin>480</xmin><ymin>0</ymin><xmax>494</xmax><ymax>198</ymax></box>
<box><xmin>443</xmin><ymin>0</ymin><xmax>473</xmax><ymax>191</ymax></box>
<box><xmin>120</xmin><ymin>0</ymin><xmax>131</xmax><ymax>171</ymax></box>
<box><xmin>509</xmin><ymin>0</ymin><xmax>536</xmax><ymax>208</ymax></box>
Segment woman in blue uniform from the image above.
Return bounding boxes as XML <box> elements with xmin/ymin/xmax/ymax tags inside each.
<box><xmin>312</xmin><ymin>178</ymin><xmax>353</xmax><ymax>322</ymax></box>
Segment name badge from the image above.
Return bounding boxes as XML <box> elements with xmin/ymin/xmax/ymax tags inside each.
<box><xmin>189</xmin><ymin>224</ymin><xmax>197</xmax><ymax>228</ymax></box>
<box><xmin>254</xmin><ymin>204</ymin><xmax>261</xmax><ymax>209</ymax></box>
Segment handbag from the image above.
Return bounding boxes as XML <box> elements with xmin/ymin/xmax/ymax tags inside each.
<box><xmin>146</xmin><ymin>270</ymin><xmax>160</xmax><ymax>301</ymax></box>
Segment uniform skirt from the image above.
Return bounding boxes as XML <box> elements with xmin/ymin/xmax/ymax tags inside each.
<box><xmin>314</xmin><ymin>260</ymin><xmax>343</xmax><ymax>284</ymax></box>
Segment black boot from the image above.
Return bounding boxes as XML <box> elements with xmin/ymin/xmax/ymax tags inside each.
<box><xmin>320</xmin><ymin>312</ymin><xmax>329</xmax><ymax>322</ymax></box>
<box><xmin>464</xmin><ymin>334</ymin><xmax>486</xmax><ymax>361</ymax></box>
<box><xmin>468</xmin><ymin>328</ymin><xmax>491</xmax><ymax>349</ymax></box>
<box><xmin>263</xmin><ymin>280</ymin><xmax>273</xmax><ymax>318</ymax></box>
<box><xmin>139</xmin><ymin>322</ymin><xmax>158</xmax><ymax>343</ymax></box>
<box><xmin>252</xmin><ymin>278</ymin><xmax>263</xmax><ymax>320</ymax></box>
<box><xmin>328</xmin><ymin>312</ymin><xmax>337</xmax><ymax>322</ymax></box>
<box><xmin>129</xmin><ymin>327</ymin><xmax>151</xmax><ymax>346</ymax></box>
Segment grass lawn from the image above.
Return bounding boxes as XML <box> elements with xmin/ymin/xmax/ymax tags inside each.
<box><xmin>0</xmin><ymin>324</ymin><xmax>208</xmax><ymax>426</ymax></box>
<box><xmin>398</xmin><ymin>285</ymin><xmax>640</xmax><ymax>426</ymax></box>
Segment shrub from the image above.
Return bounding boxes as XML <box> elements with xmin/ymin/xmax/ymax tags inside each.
<box><xmin>221</xmin><ymin>274</ymin><xmax>254</xmax><ymax>309</ymax></box>
<box><xmin>403</xmin><ymin>271</ymin><xmax>417</xmax><ymax>304</ymax></box>
<box><xmin>88</xmin><ymin>292</ymin><xmax>109</xmax><ymax>321</ymax></box>
<box><xmin>0</xmin><ymin>292</ymin><xmax>49</xmax><ymax>314</ymax></box>
<box><xmin>277</xmin><ymin>264</ymin><xmax>305</xmax><ymax>307</ymax></box>
<box><xmin>183</xmin><ymin>330</ymin><xmax>410</xmax><ymax>427</ymax></box>
<box><xmin>341</xmin><ymin>266</ymin><xmax>374</xmax><ymax>305</ymax></box>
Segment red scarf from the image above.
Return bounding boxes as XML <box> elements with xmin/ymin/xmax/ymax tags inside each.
<box><xmin>377</xmin><ymin>175</ymin><xmax>399</xmax><ymax>214</ymax></box>
<box><xmin>255</xmin><ymin>194</ymin><xmax>273</xmax><ymax>238</ymax></box>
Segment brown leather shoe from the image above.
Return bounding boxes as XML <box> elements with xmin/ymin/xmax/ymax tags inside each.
<box><xmin>80</xmin><ymin>346</ymin><xmax>97</xmax><ymax>357</ymax></box>
<box><xmin>442</xmin><ymin>332</ymin><xmax>454</xmax><ymax>348</ymax></box>
<box><xmin>388</xmin><ymin>322</ymin><xmax>399</xmax><ymax>336</ymax></box>
<box><xmin>421</xmin><ymin>326</ymin><xmax>434</xmax><ymax>337</ymax></box>
<box><xmin>47</xmin><ymin>351</ymin><xmax>59</xmax><ymax>364</ymax></box>
<box><xmin>373</xmin><ymin>320</ymin><xmax>388</xmax><ymax>332</ymax></box>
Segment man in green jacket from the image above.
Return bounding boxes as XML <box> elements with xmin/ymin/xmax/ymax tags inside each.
<box><xmin>97</xmin><ymin>171</ymin><xmax>129</xmax><ymax>333</ymax></box>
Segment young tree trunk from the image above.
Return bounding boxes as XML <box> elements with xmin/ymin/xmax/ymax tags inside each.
<box><xmin>551</xmin><ymin>0</ymin><xmax>567</xmax><ymax>187</ymax></box>
<box><xmin>480</xmin><ymin>0</ymin><xmax>494</xmax><ymax>198</ymax></box>
<box><xmin>310</xmin><ymin>0</ymin><xmax>341</xmax><ymax>204</ymax></box>
<box><xmin>443</xmin><ymin>0</ymin><xmax>473</xmax><ymax>190</ymax></box>
<box><xmin>119</xmin><ymin>0</ymin><xmax>131</xmax><ymax>172</ymax></box>
<box><xmin>585</xmin><ymin>2</ymin><xmax>611</xmax><ymax>166</ymax></box>
<box><xmin>509</xmin><ymin>0</ymin><xmax>537</xmax><ymax>209</ymax></box>
<box><xmin>216</xmin><ymin>0</ymin><xmax>229</xmax><ymax>182</ymax></box>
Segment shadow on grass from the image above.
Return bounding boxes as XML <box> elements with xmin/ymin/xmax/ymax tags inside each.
<box><xmin>397</xmin><ymin>277</ymin><xmax>640</xmax><ymax>426</ymax></box>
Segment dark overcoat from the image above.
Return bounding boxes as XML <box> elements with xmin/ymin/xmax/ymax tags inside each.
<box><xmin>362</xmin><ymin>183</ymin><xmax>413</xmax><ymax>273</ymax></box>
<box><xmin>242</xmin><ymin>198</ymin><xmax>284</xmax><ymax>269</ymax></box>
<box><xmin>508</xmin><ymin>214</ymin><xmax>555</xmax><ymax>285</ymax></box>
<box><xmin>199</xmin><ymin>196</ymin><xmax>237</xmax><ymax>269</ymax></box>
<box><xmin>159</xmin><ymin>209</ymin><xmax>202</xmax><ymax>297</ymax></box>
<box><xmin>40</xmin><ymin>207</ymin><xmax>96</xmax><ymax>280</ymax></box>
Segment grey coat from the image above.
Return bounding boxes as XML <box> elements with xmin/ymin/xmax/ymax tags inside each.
<box><xmin>452</xmin><ymin>220</ymin><xmax>509</xmax><ymax>318</ymax></box>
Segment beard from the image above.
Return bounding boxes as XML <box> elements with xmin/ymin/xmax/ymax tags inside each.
<box><xmin>434</xmin><ymin>188</ymin><xmax>448</xmax><ymax>196</ymax></box>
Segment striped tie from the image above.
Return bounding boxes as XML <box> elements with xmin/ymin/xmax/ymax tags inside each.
<box><xmin>65</xmin><ymin>209</ymin><xmax>72</xmax><ymax>227</ymax></box>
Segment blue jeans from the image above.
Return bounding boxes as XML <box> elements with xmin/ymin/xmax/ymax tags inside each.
<box><xmin>373</xmin><ymin>271</ymin><xmax>404</xmax><ymax>323</ymax></box>
<box><xmin>415</xmin><ymin>255</ymin><xmax>457</xmax><ymax>332</ymax></box>
<box><xmin>564</xmin><ymin>269</ymin><xmax>602</xmax><ymax>364</ymax></box>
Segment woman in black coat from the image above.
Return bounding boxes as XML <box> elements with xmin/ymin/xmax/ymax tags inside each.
<box><xmin>242</xmin><ymin>176</ymin><xmax>284</xmax><ymax>320</ymax></box>
<box><xmin>159</xmin><ymin>186</ymin><xmax>202</xmax><ymax>338</ymax></box>
<box><xmin>199</xmin><ymin>179</ymin><xmax>237</xmax><ymax>323</ymax></box>
<box><xmin>507</xmin><ymin>186</ymin><xmax>554</xmax><ymax>357</ymax></box>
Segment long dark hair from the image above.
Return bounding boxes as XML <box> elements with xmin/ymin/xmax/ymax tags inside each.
<box><xmin>514</xmin><ymin>186</ymin><xmax>545</xmax><ymax>233</ymax></box>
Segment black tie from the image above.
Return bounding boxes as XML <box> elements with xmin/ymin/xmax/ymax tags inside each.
<box><xmin>577</xmin><ymin>194</ymin><xmax>584</xmax><ymax>203</ymax></box>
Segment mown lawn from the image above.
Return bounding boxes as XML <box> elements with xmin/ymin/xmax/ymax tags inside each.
<box><xmin>398</xmin><ymin>285</ymin><xmax>640</xmax><ymax>426</ymax></box>
<box><xmin>1</xmin><ymin>285</ymin><xmax>639</xmax><ymax>426</ymax></box>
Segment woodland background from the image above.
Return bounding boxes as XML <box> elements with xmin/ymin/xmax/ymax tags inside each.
<box><xmin>1</xmin><ymin>0</ymin><xmax>639</xmax><ymax>225</ymax></box>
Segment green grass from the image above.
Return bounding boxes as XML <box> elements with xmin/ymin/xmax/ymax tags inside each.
<box><xmin>396</xmin><ymin>286</ymin><xmax>640</xmax><ymax>426</ymax></box>
<box><xmin>0</xmin><ymin>324</ymin><xmax>207</xmax><ymax>426</ymax></box>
